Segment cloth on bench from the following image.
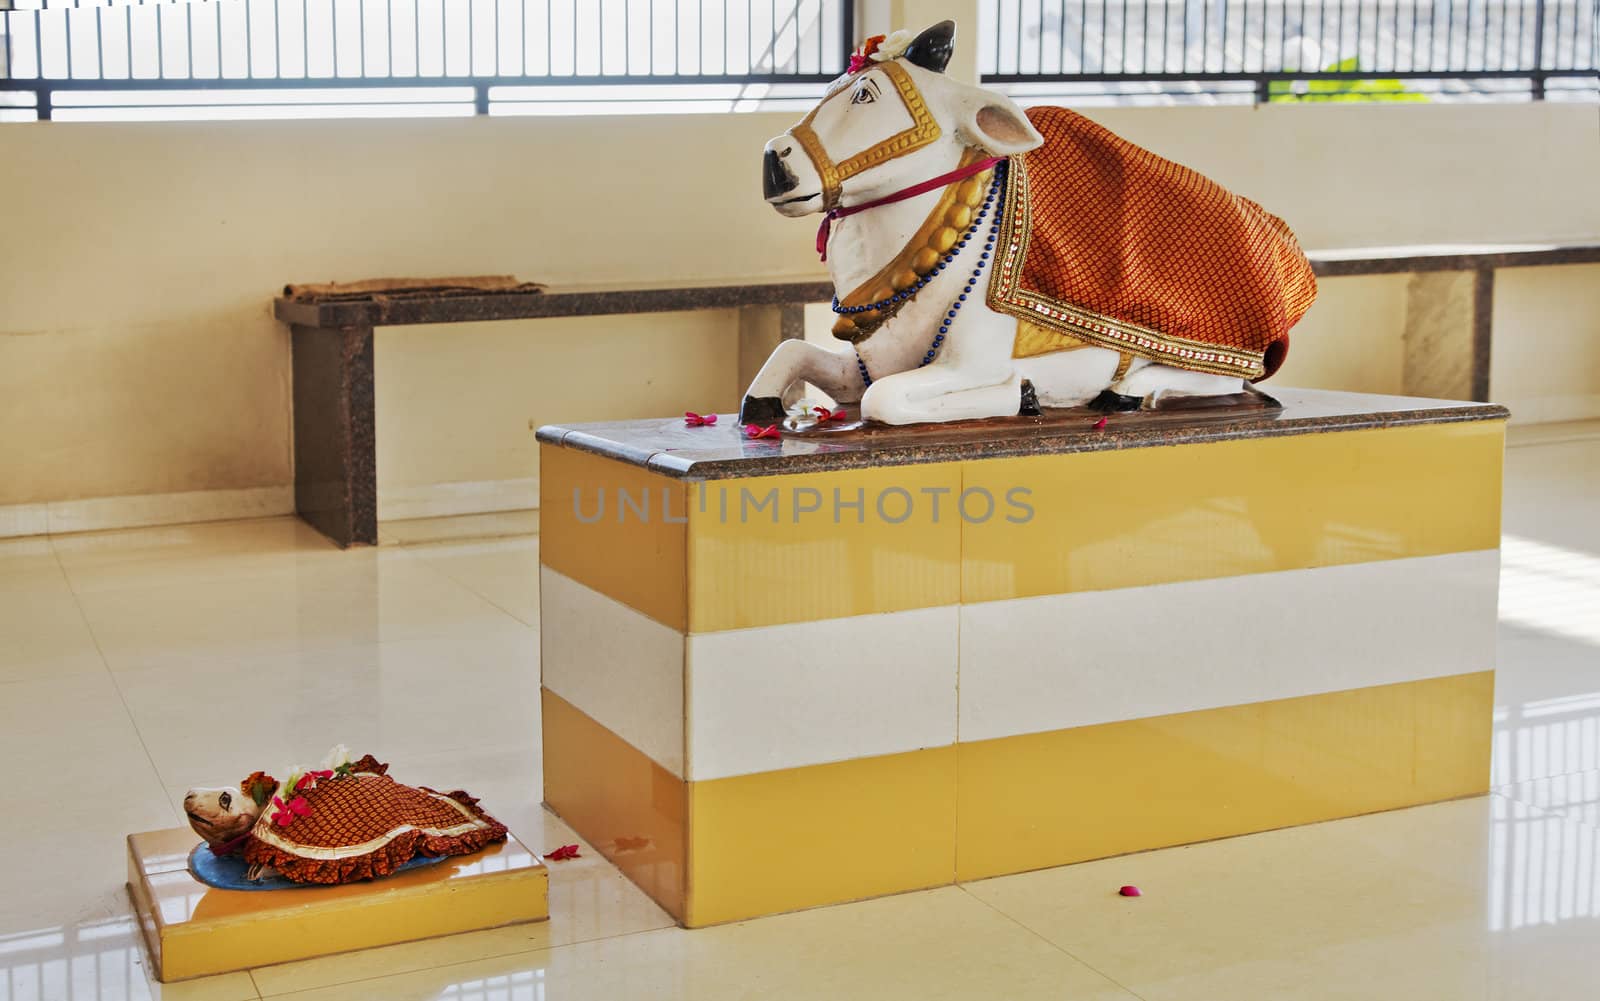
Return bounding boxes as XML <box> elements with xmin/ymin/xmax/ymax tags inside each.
<box><xmin>283</xmin><ymin>276</ymin><xmax>545</xmax><ymax>303</ymax></box>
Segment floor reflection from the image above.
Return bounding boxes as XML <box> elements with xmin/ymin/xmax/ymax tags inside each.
<box><xmin>1499</xmin><ymin>535</ymin><xmax>1600</xmax><ymax>647</ymax></box>
<box><xmin>1493</xmin><ymin>690</ymin><xmax>1600</xmax><ymax>787</ymax></box>
<box><xmin>436</xmin><ymin>969</ymin><xmax>544</xmax><ymax>1001</ymax></box>
<box><xmin>0</xmin><ymin>917</ymin><xmax>152</xmax><ymax>1001</ymax></box>
<box><xmin>1489</xmin><ymin>796</ymin><xmax>1600</xmax><ymax>932</ymax></box>
<box><xmin>1487</xmin><ymin>517</ymin><xmax>1600</xmax><ymax>935</ymax></box>
<box><xmin>1491</xmin><ymin>534</ymin><xmax>1600</xmax><ymax>789</ymax></box>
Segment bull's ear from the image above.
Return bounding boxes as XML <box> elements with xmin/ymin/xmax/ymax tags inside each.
<box><xmin>904</xmin><ymin>20</ymin><xmax>956</xmax><ymax>74</ymax></box>
<box><xmin>959</xmin><ymin>92</ymin><xmax>1044</xmax><ymax>155</ymax></box>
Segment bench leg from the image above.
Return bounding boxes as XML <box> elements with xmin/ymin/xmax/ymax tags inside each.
<box><xmin>1470</xmin><ymin>268</ymin><xmax>1493</xmax><ymax>403</ymax></box>
<box><xmin>1401</xmin><ymin>270</ymin><xmax>1495</xmax><ymax>404</ymax></box>
<box><xmin>737</xmin><ymin>304</ymin><xmax>806</xmax><ymax>397</ymax></box>
<box><xmin>291</xmin><ymin>324</ymin><xmax>377</xmax><ymax>548</ymax></box>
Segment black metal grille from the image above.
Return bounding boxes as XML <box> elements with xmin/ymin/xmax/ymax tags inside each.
<box><xmin>0</xmin><ymin>0</ymin><xmax>855</xmax><ymax>120</ymax></box>
<box><xmin>980</xmin><ymin>0</ymin><xmax>1600</xmax><ymax>101</ymax></box>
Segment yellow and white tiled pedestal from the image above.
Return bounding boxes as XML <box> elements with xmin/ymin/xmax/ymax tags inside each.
<box><xmin>127</xmin><ymin>828</ymin><xmax>548</xmax><ymax>981</ymax></box>
<box><xmin>537</xmin><ymin>389</ymin><xmax>1506</xmax><ymax>927</ymax></box>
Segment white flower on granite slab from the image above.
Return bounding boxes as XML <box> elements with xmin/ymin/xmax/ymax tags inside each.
<box><xmin>784</xmin><ymin>399</ymin><xmax>821</xmax><ymax>430</ymax></box>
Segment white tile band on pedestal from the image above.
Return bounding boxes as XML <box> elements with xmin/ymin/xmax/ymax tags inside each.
<box><xmin>540</xmin><ymin>566</ymin><xmax>686</xmax><ymax>778</ymax></box>
<box><xmin>546</xmin><ymin>550</ymin><xmax>1499</xmax><ymax>784</ymax></box>
<box><xmin>958</xmin><ymin>548</ymin><xmax>1502</xmax><ymax>743</ymax></box>
<box><xmin>686</xmin><ymin>606</ymin><xmax>959</xmax><ymax>781</ymax></box>
<box><xmin>541</xmin><ymin>563</ymin><xmax>961</xmax><ymax>784</ymax></box>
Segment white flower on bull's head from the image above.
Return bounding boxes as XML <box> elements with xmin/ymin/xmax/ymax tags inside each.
<box><xmin>321</xmin><ymin>743</ymin><xmax>353</xmax><ymax>772</ymax></box>
<box><xmin>871</xmin><ymin>28</ymin><xmax>915</xmax><ymax>61</ymax></box>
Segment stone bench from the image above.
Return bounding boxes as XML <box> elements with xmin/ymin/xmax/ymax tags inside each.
<box><xmin>273</xmin><ymin>241</ymin><xmax>1597</xmax><ymax>547</ymax></box>
<box><xmin>274</xmin><ymin>280</ymin><xmax>829</xmax><ymax>547</ymax></box>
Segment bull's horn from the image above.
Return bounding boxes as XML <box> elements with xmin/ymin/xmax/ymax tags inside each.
<box><xmin>904</xmin><ymin>20</ymin><xmax>956</xmax><ymax>74</ymax></box>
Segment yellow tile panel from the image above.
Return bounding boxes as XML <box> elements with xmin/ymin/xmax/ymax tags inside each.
<box><xmin>955</xmin><ymin>670</ymin><xmax>1493</xmax><ymax>882</ymax></box>
<box><xmin>542</xmin><ymin>687</ymin><xmax>688</xmax><ymax>922</ymax></box>
<box><xmin>685</xmin><ymin>745</ymin><xmax>958</xmax><ymax>927</ymax></box>
<box><xmin>1412</xmin><ymin>670</ymin><xmax>1499</xmax><ymax>801</ymax></box>
<box><xmin>126</xmin><ymin>827</ymin><xmax>548</xmax><ymax>981</ymax></box>
<box><xmin>962</xmin><ymin>421</ymin><xmax>1505</xmax><ymax>602</ymax></box>
<box><xmin>540</xmin><ymin>444</ymin><xmax>688</xmax><ymax>630</ymax></box>
<box><xmin>688</xmin><ymin>463</ymin><xmax>962</xmax><ymax>632</ymax></box>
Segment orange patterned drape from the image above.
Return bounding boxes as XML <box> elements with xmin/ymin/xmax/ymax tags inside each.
<box><xmin>988</xmin><ymin>107</ymin><xmax>1318</xmax><ymax>381</ymax></box>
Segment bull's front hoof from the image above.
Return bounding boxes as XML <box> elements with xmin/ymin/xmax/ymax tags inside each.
<box><xmin>1088</xmin><ymin>389</ymin><xmax>1142</xmax><ymax>413</ymax></box>
<box><xmin>1018</xmin><ymin>379</ymin><xmax>1042</xmax><ymax>417</ymax></box>
<box><xmin>739</xmin><ymin>395</ymin><xmax>785</xmax><ymax>426</ymax></box>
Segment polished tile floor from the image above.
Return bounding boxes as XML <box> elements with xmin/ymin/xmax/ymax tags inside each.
<box><xmin>0</xmin><ymin>425</ymin><xmax>1595</xmax><ymax>1000</ymax></box>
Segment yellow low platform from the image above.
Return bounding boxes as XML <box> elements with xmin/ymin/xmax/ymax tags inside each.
<box><xmin>127</xmin><ymin>828</ymin><xmax>548</xmax><ymax>982</ymax></box>
<box><xmin>538</xmin><ymin>388</ymin><xmax>1508</xmax><ymax>926</ymax></box>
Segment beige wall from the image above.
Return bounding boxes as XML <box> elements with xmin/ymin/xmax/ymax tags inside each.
<box><xmin>1272</xmin><ymin>275</ymin><xmax>1410</xmax><ymax>396</ymax></box>
<box><xmin>1084</xmin><ymin>104</ymin><xmax>1600</xmax><ymax>251</ymax></box>
<box><xmin>2</xmin><ymin>101</ymin><xmax>1597</xmax><ymax>526</ymax></box>
<box><xmin>0</xmin><ymin>110</ymin><xmax>814</xmax><ymax>520</ymax></box>
<box><xmin>375</xmin><ymin>311</ymin><xmax>739</xmax><ymax>518</ymax></box>
<box><xmin>1491</xmin><ymin>263</ymin><xmax>1600</xmax><ymax>425</ymax></box>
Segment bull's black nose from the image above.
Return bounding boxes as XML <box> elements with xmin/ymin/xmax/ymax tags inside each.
<box><xmin>763</xmin><ymin>149</ymin><xmax>797</xmax><ymax>199</ymax></box>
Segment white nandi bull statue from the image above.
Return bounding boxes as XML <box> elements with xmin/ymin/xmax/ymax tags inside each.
<box><xmin>741</xmin><ymin>20</ymin><xmax>1318</xmax><ymax>427</ymax></box>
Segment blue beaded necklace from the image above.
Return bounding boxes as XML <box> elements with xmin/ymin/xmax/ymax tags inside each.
<box><xmin>844</xmin><ymin>160</ymin><xmax>1008</xmax><ymax>389</ymax></box>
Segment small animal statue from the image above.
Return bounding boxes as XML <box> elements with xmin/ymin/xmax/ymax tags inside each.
<box><xmin>183</xmin><ymin>747</ymin><xmax>507</xmax><ymax>884</ymax></box>
<box><xmin>743</xmin><ymin>20</ymin><xmax>1318</xmax><ymax>426</ymax></box>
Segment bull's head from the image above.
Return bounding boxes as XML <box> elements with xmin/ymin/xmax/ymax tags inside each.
<box><xmin>184</xmin><ymin>785</ymin><xmax>265</xmax><ymax>847</ymax></box>
<box><xmin>762</xmin><ymin>20</ymin><xmax>1044</xmax><ymax>218</ymax></box>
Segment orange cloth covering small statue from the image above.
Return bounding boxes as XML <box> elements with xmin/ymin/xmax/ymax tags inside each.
<box><xmin>183</xmin><ymin>754</ymin><xmax>508</xmax><ymax>885</ymax></box>
<box><xmin>988</xmin><ymin>107</ymin><xmax>1318</xmax><ymax>381</ymax></box>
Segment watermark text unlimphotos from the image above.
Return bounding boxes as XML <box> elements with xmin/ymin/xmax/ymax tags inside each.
<box><xmin>572</xmin><ymin>484</ymin><xmax>1034</xmax><ymax>525</ymax></box>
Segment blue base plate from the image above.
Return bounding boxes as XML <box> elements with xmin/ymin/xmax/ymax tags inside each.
<box><xmin>187</xmin><ymin>843</ymin><xmax>448</xmax><ymax>891</ymax></box>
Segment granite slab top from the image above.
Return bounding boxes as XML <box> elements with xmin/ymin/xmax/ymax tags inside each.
<box><xmin>537</xmin><ymin>388</ymin><xmax>1509</xmax><ymax>480</ymax></box>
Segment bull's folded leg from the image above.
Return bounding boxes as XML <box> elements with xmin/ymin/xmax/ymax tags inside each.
<box><xmin>861</xmin><ymin>368</ymin><xmax>1022</xmax><ymax>424</ymax></box>
<box><xmin>740</xmin><ymin>340</ymin><xmax>866</xmax><ymax>424</ymax></box>
<box><xmin>1013</xmin><ymin>347</ymin><xmax>1123</xmax><ymax>408</ymax></box>
<box><xmin>1111</xmin><ymin>363</ymin><xmax>1245</xmax><ymax>406</ymax></box>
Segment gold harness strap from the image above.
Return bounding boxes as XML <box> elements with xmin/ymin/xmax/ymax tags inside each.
<box><xmin>829</xmin><ymin>151</ymin><xmax>993</xmax><ymax>343</ymax></box>
<box><xmin>790</xmin><ymin>61</ymin><xmax>943</xmax><ymax>212</ymax></box>
<box><xmin>1113</xmin><ymin>352</ymin><xmax>1136</xmax><ymax>382</ymax></box>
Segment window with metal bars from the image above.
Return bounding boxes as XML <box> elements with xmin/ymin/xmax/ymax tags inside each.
<box><xmin>0</xmin><ymin>0</ymin><xmax>856</xmax><ymax>120</ymax></box>
<box><xmin>979</xmin><ymin>0</ymin><xmax>1599</xmax><ymax>104</ymax></box>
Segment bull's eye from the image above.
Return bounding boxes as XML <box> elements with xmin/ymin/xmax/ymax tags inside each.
<box><xmin>850</xmin><ymin>87</ymin><xmax>875</xmax><ymax>105</ymax></box>
<box><xmin>219</xmin><ymin>791</ymin><xmax>232</xmax><ymax>811</ymax></box>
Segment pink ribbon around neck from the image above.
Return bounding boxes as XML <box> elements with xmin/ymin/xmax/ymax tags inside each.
<box><xmin>815</xmin><ymin>156</ymin><xmax>1003</xmax><ymax>262</ymax></box>
<box><xmin>208</xmin><ymin>828</ymin><xmax>255</xmax><ymax>856</ymax></box>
